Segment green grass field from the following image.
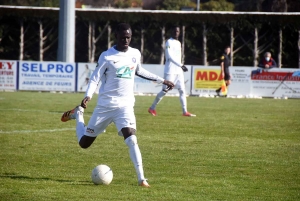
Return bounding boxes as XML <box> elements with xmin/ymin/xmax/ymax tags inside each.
<box><xmin>0</xmin><ymin>91</ymin><xmax>299</xmax><ymax>201</ymax></box>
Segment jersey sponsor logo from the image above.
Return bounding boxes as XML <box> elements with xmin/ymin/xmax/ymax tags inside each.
<box><xmin>113</xmin><ymin>60</ymin><xmax>120</xmax><ymax>64</ymax></box>
<box><xmin>132</xmin><ymin>57</ymin><xmax>136</xmax><ymax>63</ymax></box>
<box><xmin>86</xmin><ymin>127</ymin><xmax>95</xmax><ymax>134</ymax></box>
<box><xmin>116</xmin><ymin>66</ymin><xmax>135</xmax><ymax>79</ymax></box>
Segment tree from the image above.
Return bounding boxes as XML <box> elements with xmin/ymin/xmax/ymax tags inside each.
<box><xmin>202</xmin><ymin>0</ymin><xmax>235</xmax><ymax>11</ymax></box>
<box><xmin>0</xmin><ymin>0</ymin><xmax>59</xmax><ymax>7</ymax></box>
<box><xmin>114</xmin><ymin>0</ymin><xmax>142</xmax><ymax>8</ymax></box>
<box><xmin>156</xmin><ymin>0</ymin><xmax>194</xmax><ymax>10</ymax></box>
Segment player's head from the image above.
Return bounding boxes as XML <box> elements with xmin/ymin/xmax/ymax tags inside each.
<box><xmin>224</xmin><ymin>46</ymin><xmax>231</xmax><ymax>54</ymax></box>
<box><xmin>171</xmin><ymin>26</ymin><xmax>180</xmax><ymax>40</ymax></box>
<box><xmin>115</xmin><ymin>23</ymin><xmax>132</xmax><ymax>52</ymax></box>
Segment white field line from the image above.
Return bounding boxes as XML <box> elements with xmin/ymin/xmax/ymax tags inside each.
<box><xmin>0</xmin><ymin>108</ymin><xmax>91</xmax><ymax>134</ymax></box>
<box><xmin>0</xmin><ymin>128</ymin><xmax>75</xmax><ymax>134</ymax></box>
<box><xmin>0</xmin><ymin>108</ymin><xmax>91</xmax><ymax>116</ymax></box>
<box><xmin>0</xmin><ymin>108</ymin><xmax>62</xmax><ymax>114</ymax></box>
<box><xmin>0</xmin><ymin>108</ymin><xmax>63</xmax><ymax>114</ymax></box>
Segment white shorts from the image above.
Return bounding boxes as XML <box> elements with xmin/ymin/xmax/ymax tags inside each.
<box><xmin>84</xmin><ymin>106</ymin><xmax>136</xmax><ymax>137</ymax></box>
<box><xmin>163</xmin><ymin>73</ymin><xmax>185</xmax><ymax>91</ymax></box>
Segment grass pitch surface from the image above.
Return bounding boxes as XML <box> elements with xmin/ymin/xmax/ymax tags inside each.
<box><xmin>0</xmin><ymin>92</ymin><xmax>299</xmax><ymax>201</ymax></box>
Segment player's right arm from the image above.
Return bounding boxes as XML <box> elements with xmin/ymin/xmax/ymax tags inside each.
<box><xmin>82</xmin><ymin>52</ymin><xmax>108</xmax><ymax>107</ymax></box>
<box><xmin>165</xmin><ymin>40</ymin><xmax>182</xmax><ymax>67</ymax></box>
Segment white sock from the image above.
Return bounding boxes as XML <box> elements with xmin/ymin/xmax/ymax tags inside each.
<box><xmin>150</xmin><ymin>90</ymin><xmax>166</xmax><ymax>109</ymax></box>
<box><xmin>76</xmin><ymin>107</ymin><xmax>85</xmax><ymax>143</ymax></box>
<box><xmin>125</xmin><ymin>135</ymin><xmax>145</xmax><ymax>182</ymax></box>
<box><xmin>179</xmin><ymin>89</ymin><xmax>187</xmax><ymax>113</ymax></box>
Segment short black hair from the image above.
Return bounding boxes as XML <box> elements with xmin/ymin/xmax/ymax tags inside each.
<box><xmin>225</xmin><ymin>45</ymin><xmax>230</xmax><ymax>49</ymax></box>
<box><xmin>115</xmin><ymin>23</ymin><xmax>131</xmax><ymax>34</ymax></box>
<box><xmin>171</xmin><ymin>25</ymin><xmax>180</xmax><ymax>30</ymax></box>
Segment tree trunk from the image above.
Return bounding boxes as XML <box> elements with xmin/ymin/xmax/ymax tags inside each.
<box><xmin>38</xmin><ymin>20</ymin><xmax>44</xmax><ymax>61</ymax></box>
<box><xmin>91</xmin><ymin>21</ymin><xmax>96</xmax><ymax>63</ymax></box>
<box><xmin>160</xmin><ymin>25</ymin><xmax>165</xmax><ymax>65</ymax></box>
<box><xmin>108</xmin><ymin>24</ymin><xmax>111</xmax><ymax>49</ymax></box>
<box><xmin>87</xmin><ymin>21</ymin><xmax>96</xmax><ymax>63</ymax></box>
<box><xmin>253</xmin><ymin>27</ymin><xmax>258</xmax><ymax>67</ymax></box>
<box><xmin>298</xmin><ymin>30</ymin><xmax>300</xmax><ymax>68</ymax></box>
<box><xmin>278</xmin><ymin>28</ymin><xmax>282</xmax><ymax>68</ymax></box>
<box><xmin>19</xmin><ymin>19</ymin><xmax>24</xmax><ymax>61</ymax></box>
<box><xmin>140</xmin><ymin>27</ymin><xmax>144</xmax><ymax>63</ymax></box>
<box><xmin>88</xmin><ymin>21</ymin><xmax>92</xmax><ymax>62</ymax></box>
<box><xmin>181</xmin><ymin>25</ymin><xmax>185</xmax><ymax>64</ymax></box>
<box><xmin>230</xmin><ymin>26</ymin><xmax>234</xmax><ymax>66</ymax></box>
<box><xmin>202</xmin><ymin>23</ymin><xmax>207</xmax><ymax>66</ymax></box>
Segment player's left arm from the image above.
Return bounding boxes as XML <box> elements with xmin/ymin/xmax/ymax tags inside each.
<box><xmin>135</xmin><ymin>63</ymin><xmax>164</xmax><ymax>83</ymax></box>
<box><xmin>135</xmin><ymin>64</ymin><xmax>174</xmax><ymax>91</ymax></box>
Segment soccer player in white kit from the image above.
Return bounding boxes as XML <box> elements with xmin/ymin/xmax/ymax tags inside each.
<box><xmin>148</xmin><ymin>26</ymin><xmax>195</xmax><ymax>117</ymax></box>
<box><xmin>61</xmin><ymin>23</ymin><xmax>174</xmax><ymax>188</ymax></box>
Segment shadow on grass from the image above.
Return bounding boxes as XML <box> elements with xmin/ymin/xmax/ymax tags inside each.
<box><xmin>0</xmin><ymin>173</ymin><xmax>91</xmax><ymax>185</ymax></box>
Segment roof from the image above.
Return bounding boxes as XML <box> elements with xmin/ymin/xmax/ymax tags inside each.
<box><xmin>1</xmin><ymin>5</ymin><xmax>300</xmax><ymax>25</ymax></box>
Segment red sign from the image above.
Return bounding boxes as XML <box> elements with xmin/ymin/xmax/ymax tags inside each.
<box><xmin>251</xmin><ymin>70</ymin><xmax>300</xmax><ymax>81</ymax></box>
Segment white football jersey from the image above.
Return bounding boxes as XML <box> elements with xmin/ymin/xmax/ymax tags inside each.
<box><xmin>164</xmin><ymin>38</ymin><xmax>183</xmax><ymax>74</ymax></box>
<box><xmin>85</xmin><ymin>46</ymin><xmax>164</xmax><ymax>108</ymax></box>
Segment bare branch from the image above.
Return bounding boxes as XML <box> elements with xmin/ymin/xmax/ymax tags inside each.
<box><xmin>95</xmin><ymin>21</ymin><xmax>110</xmax><ymax>43</ymax></box>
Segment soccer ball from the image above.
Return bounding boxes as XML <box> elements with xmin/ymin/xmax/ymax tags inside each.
<box><xmin>91</xmin><ymin>164</ymin><xmax>113</xmax><ymax>185</ymax></box>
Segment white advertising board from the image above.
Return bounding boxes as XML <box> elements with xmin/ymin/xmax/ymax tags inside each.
<box><xmin>134</xmin><ymin>64</ymin><xmax>191</xmax><ymax>95</ymax></box>
<box><xmin>227</xmin><ymin>67</ymin><xmax>252</xmax><ymax>96</ymax></box>
<box><xmin>250</xmin><ymin>68</ymin><xmax>300</xmax><ymax>98</ymax></box>
<box><xmin>191</xmin><ymin>66</ymin><xmax>300</xmax><ymax>98</ymax></box>
<box><xmin>77</xmin><ymin>62</ymin><xmax>100</xmax><ymax>93</ymax></box>
<box><xmin>19</xmin><ymin>61</ymin><xmax>76</xmax><ymax>91</ymax></box>
<box><xmin>0</xmin><ymin>60</ymin><xmax>17</xmax><ymax>90</ymax></box>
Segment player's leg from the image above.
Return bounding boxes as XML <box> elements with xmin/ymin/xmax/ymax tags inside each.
<box><xmin>177</xmin><ymin>74</ymin><xmax>196</xmax><ymax>117</ymax></box>
<box><xmin>216</xmin><ymin>72</ymin><xmax>226</xmax><ymax>95</ymax></box>
<box><xmin>175</xmin><ymin>74</ymin><xmax>187</xmax><ymax>114</ymax></box>
<box><xmin>115</xmin><ymin>107</ymin><xmax>150</xmax><ymax>187</ymax></box>
<box><xmin>80</xmin><ymin>107</ymin><xmax>112</xmax><ymax>148</ymax></box>
<box><xmin>148</xmin><ymin>74</ymin><xmax>173</xmax><ymax>116</ymax></box>
<box><xmin>61</xmin><ymin>105</ymin><xmax>97</xmax><ymax>148</ymax></box>
<box><xmin>225</xmin><ymin>76</ymin><xmax>231</xmax><ymax>86</ymax></box>
<box><xmin>223</xmin><ymin>71</ymin><xmax>231</xmax><ymax>96</ymax></box>
<box><xmin>61</xmin><ymin>105</ymin><xmax>109</xmax><ymax>149</ymax></box>
<box><xmin>73</xmin><ymin>106</ymin><xmax>95</xmax><ymax>148</ymax></box>
<box><xmin>121</xmin><ymin>127</ymin><xmax>149</xmax><ymax>187</ymax></box>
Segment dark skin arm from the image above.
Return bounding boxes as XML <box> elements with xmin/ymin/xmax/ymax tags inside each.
<box><xmin>81</xmin><ymin>80</ymin><xmax>174</xmax><ymax>109</ymax></box>
<box><xmin>162</xmin><ymin>80</ymin><xmax>175</xmax><ymax>91</ymax></box>
<box><xmin>81</xmin><ymin>96</ymin><xmax>91</xmax><ymax>109</ymax></box>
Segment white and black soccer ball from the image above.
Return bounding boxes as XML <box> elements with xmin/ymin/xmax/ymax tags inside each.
<box><xmin>91</xmin><ymin>164</ymin><xmax>113</xmax><ymax>185</ymax></box>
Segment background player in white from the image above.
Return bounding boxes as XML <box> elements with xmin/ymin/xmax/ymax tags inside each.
<box><xmin>148</xmin><ymin>26</ymin><xmax>195</xmax><ymax>117</ymax></box>
<box><xmin>60</xmin><ymin>23</ymin><xmax>174</xmax><ymax>188</ymax></box>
